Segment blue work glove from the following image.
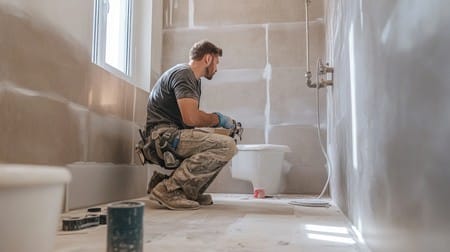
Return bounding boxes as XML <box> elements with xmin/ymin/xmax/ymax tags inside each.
<box><xmin>213</xmin><ymin>112</ymin><xmax>235</xmax><ymax>129</ymax></box>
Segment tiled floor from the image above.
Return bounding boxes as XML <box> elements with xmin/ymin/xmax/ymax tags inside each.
<box><xmin>54</xmin><ymin>194</ymin><xmax>370</xmax><ymax>252</ymax></box>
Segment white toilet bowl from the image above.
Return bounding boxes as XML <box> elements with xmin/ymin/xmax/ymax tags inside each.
<box><xmin>231</xmin><ymin>144</ymin><xmax>291</xmax><ymax>195</ymax></box>
<box><xmin>0</xmin><ymin>164</ymin><xmax>71</xmax><ymax>252</ymax></box>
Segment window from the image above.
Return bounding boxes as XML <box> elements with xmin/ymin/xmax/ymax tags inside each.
<box><xmin>93</xmin><ymin>0</ymin><xmax>133</xmax><ymax>77</ymax></box>
<box><xmin>92</xmin><ymin>0</ymin><xmax>154</xmax><ymax>90</ymax></box>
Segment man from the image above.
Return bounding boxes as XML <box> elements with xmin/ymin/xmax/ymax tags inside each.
<box><xmin>145</xmin><ymin>40</ymin><xmax>237</xmax><ymax>210</ymax></box>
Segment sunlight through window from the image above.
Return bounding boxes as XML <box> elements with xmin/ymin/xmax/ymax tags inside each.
<box><xmin>105</xmin><ymin>0</ymin><xmax>130</xmax><ymax>73</ymax></box>
<box><xmin>351</xmin><ymin>225</ymin><xmax>366</xmax><ymax>244</ymax></box>
<box><xmin>305</xmin><ymin>224</ymin><xmax>349</xmax><ymax>234</ymax></box>
<box><xmin>349</xmin><ymin>22</ymin><xmax>358</xmax><ymax>170</ymax></box>
<box><xmin>307</xmin><ymin>233</ymin><xmax>356</xmax><ymax>245</ymax></box>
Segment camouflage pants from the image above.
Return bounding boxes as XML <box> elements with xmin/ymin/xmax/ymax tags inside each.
<box><xmin>154</xmin><ymin>127</ymin><xmax>237</xmax><ymax>200</ymax></box>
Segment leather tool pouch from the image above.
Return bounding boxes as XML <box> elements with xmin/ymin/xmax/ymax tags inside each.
<box><xmin>151</xmin><ymin>128</ymin><xmax>182</xmax><ymax>169</ymax></box>
<box><xmin>135</xmin><ymin>128</ymin><xmax>182</xmax><ymax>170</ymax></box>
<box><xmin>135</xmin><ymin>129</ymin><xmax>165</xmax><ymax>167</ymax></box>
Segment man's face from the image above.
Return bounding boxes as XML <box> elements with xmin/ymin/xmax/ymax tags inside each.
<box><xmin>204</xmin><ymin>54</ymin><xmax>219</xmax><ymax>80</ymax></box>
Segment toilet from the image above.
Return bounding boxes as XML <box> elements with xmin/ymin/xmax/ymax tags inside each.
<box><xmin>231</xmin><ymin>144</ymin><xmax>291</xmax><ymax>195</ymax></box>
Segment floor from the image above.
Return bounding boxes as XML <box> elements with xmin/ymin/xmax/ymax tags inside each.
<box><xmin>54</xmin><ymin>194</ymin><xmax>370</xmax><ymax>252</ymax></box>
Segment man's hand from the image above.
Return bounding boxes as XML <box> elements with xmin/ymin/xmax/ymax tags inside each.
<box><xmin>214</xmin><ymin>112</ymin><xmax>235</xmax><ymax>129</ymax></box>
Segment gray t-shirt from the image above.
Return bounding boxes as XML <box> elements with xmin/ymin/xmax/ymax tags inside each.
<box><xmin>146</xmin><ymin>64</ymin><xmax>201</xmax><ymax>131</ymax></box>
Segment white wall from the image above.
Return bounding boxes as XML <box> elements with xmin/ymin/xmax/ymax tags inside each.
<box><xmin>326</xmin><ymin>0</ymin><xmax>450</xmax><ymax>251</ymax></box>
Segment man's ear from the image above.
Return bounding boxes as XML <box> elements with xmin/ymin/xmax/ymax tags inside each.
<box><xmin>205</xmin><ymin>54</ymin><xmax>212</xmax><ymax>65</ymax></box>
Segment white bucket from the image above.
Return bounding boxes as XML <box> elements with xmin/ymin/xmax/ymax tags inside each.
<box><xmin>0</xmin><ymin>164</ymin><xmax>71</xmax><ymax>252</ymax></box>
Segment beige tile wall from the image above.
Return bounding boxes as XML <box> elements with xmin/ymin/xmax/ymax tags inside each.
<box><xmin>269</xmin><ymin>125</ymin><xmax>327</xmax><ymax>193</ymax></box>
<box><xmin>165</xmin><ymin>0</ymin><xmax>324</xmax><ymax>28</ymax></box>
<box><xmin>201</xmin><ymin>69</ymin><xmax>267</xmax><ymax>128</ymax></box>
<box><xmin>0</xmin><ymin>7</ymin><xmax>149</xmax><ymax>209</ymax></box>
<box><xmin>161</xmin><ymin>0</ymin><xmax>327</xmax><ymax>194</ymax></box>
<box><xmin>270</xmin><ymin>67</ymin><xmax>327</xmax><ymax>125</ymax></box>
<box><xmin>162</xmin><ymin>26</ymin><xmax>267</xmax><ymax>70</ymax></box>
<box><xmin>162</xmin><ymin>0</ymin><xmax>190</xmax><ymax>28</ymax></box>
<box><xmin>269</xmin><ymin>22</ymin><xmax>324</xmax><ymax>67</ymax></box>
<box><xmin>0</xmin><ymin>88</ymin><xmax>84</xmax><ymax>165</ymax></box>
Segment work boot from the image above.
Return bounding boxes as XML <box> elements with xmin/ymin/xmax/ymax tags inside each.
<box><xmin>150</xmin><ymin>183</ymin><xmax>200</xmax><ymax>210</ymax></box>
<box><xmin>147</xmin><ymin>171</ymin><xmax>170</xmax><ymax>194</ymax></box>
<box><xmin>196</xmin><ymin>194</ymin><xmax>213</xmax><ymax>205</ymax></box>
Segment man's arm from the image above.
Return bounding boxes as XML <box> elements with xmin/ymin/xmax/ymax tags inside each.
<box><xmin>177</xmin><ymin>98</ymin><xmax>219</xmax><ymax>127</ymax></box>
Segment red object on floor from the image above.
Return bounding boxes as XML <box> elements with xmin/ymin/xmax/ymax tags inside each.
<box><xmin>253</xmin><ymin>188</ymin><xmax>266</xmax><ymax>198</ymax></box>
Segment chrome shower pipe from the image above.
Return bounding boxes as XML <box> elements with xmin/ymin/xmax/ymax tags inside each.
<box><xmin>304</xmin><ymin>0</ymin><xmax>316</xmax><ymax>88</ymax></box>
<box><xmin>304</xmin><ymin>0</ymin><xmax>334</xmax><ymax>88</ymax></box>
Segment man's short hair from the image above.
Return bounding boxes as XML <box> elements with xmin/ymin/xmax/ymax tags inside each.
<box><xmin>189</xmin><ymin>40</ymin><xmax>223</xmax><ymax>61</ymax></box>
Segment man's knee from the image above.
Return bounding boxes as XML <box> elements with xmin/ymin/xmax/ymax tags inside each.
<box><xmin>203</xmin><ymin>133</ymin><xmax>237</xmax><ymax>161</ymax></box>
<box><xmin>222</xmin><ymin>137</ymin><xmax>237</xmax><ymax>160</ymax></box>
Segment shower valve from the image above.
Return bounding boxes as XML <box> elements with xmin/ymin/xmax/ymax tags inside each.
<box><xmin>318</xmin><ymin>61</ymin><xmax>334</xmax><ymax>87</ymax></box>
<box><xmin>320</xmin><ymin>62</ymin><xmax>334</xmax><ymax>74</ymax></box>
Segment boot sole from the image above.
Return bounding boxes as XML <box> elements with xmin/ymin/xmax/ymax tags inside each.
<box><xmin>198</xmin><ymin>201</ymin><xmax>213</xmax><ymax>206</ymax></box>
<box><xmin>149</xmin><ymin>192</ymin><xmax>200</xmax><ymax>210</ymax></box>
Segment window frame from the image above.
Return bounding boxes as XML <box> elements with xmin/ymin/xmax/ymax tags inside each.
<box><xmin>92</xmin><ymin>0</ymin><xmax>134</xmax><ymax>80</ymax></box>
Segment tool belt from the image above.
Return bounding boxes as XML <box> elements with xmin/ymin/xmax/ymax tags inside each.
<box><xmin>135</xmin><ymin>125</ymin><xmax>182</xmax><ymax>170</ymax></box>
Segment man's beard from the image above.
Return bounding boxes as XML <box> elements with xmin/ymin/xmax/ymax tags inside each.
<box><xmin>205</xmin><ymin>65</ymin><xmax>215</xmax><ymax>80</ymax></box>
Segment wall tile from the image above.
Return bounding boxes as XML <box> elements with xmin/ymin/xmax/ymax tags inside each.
<box><xmin>162</xmin><ymin>26</ymin><xmax>266</xmax><ymax>70</ymax></box>
<box><xmin>0</xmin><ymin>9</ymin><xmax>90</xmax><ymax>106</ymax></box>
<box><xmin>87</xmin><ymin>113</ymin><xmax>133</xmax><ymax>163</ymax></box>
<box><xmin>194</xmin><ymin>0</ymin><xmax>324</xmax><ymax>26</ymax></box>
<box><xmin>201</xmin><ymin>69</ymin><xmax>266</xmax><ymax>128</ymax></box>
<box><xmin>0</xmin><ymin>88</ymin><xmax>7</xmax><ymax>162</ymax></box>
<box><xmin>268</xmin><ymin>125</ymin><xmax>327</xmax><ymax>193</ymax></box>
<box><xmin>194</xmin><ymin>0</ymin><xmax>267</xmax><ymax>26</ymax></box>
<box><xmin>0</xmin><ymin>89</ymin><xmax>83</xmax><ymax>165</ymax></box>
<box><xmin>237</xmin><ymin>127</ymin><xmax>266</xmax><ymax>145</ymax></box>
<box><xmin>268</xmin><ymin>22</ymin><xmax>324</xmax><ymax>67</ymax></box>
<box><xmin>86</xmin><ymin>65</ymin><xmax>135</xmax><ymax>121</ymax></box>
<box><xmin>270</xmin><ymin>67</ymin><xmax>326</xmax><ymax>125</ymax></box>
<box><xmin>134</xmin><ymin>87</ymin><xmax>149</xmax><ymax>128</ymax></box>
<box><xmin>267</xmin><ymin>0</ymin><xmax>324</xmax><ymax>23</ymax></box>
<box><xmin>162</xmin><ymin>0</ymin><xmax>190</xmax><ymax>29</ymax></box>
